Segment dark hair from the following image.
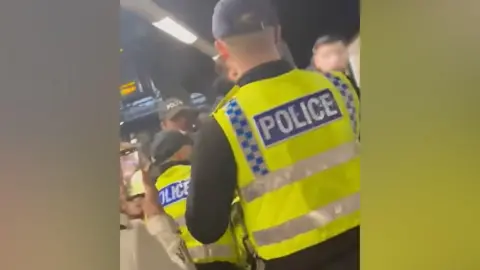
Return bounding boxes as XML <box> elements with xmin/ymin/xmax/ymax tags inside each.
<box><xmin>312</xmin><ymin>35</ymin><xmax>346</xmax><ymax>52</ymax></box>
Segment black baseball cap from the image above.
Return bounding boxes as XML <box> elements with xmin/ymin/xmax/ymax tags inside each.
<box><xmin>150</xmin><ymin>131</ymin><xmax>193</xmax><ymax>164</ymax></box>
<box><xmin>158</xmin><ymin>97</ymin><xmax>199</xmax><ymax>122</ymax></box>
<box><xmin>212</xmin><ymin>0</ymin><xmax>279</xmax><ymax>39</ymax></box>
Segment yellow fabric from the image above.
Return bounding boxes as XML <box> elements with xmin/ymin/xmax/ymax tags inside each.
<box><xmin>155</xmin><ymin>165</ymin><xmax>241</xmax><ymax>265</ymax></box>
<box><xmin>213</xmin><ymin>69</ymin><xmax>360</xmax><ymax>260</ymax></box>
<box><xmin>128</xmin><ymin>170</ymin><xmax>145</xmax><ymax>197</ymax></box>
<box><xmin>212</xmin><ymin>85</ymin><xmax>240</xmax><ymax>114</ymax></box>
<box><xmin>230</xmin><ymin>198</ymin><xmax>250</xmax><ymax>268</ymax></box>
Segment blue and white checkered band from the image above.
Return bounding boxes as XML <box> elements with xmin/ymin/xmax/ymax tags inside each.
<box><xmin>323</xmin><ymin>72</ymin><xmax>358</xmax><ymax>134</ymax></box>
<box><xmin>225</xmin><ymin>99</ymin><xmax>269</xmax><ymax>177</ymax></box>
<box><xmin>253</xmin><ymin>89</ymin><xmax>343</xmax><ymax>147</ymax></box>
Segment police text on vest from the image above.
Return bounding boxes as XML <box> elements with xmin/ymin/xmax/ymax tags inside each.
<box><xmin>253</xmin><ymin>89</ymin><xmax>342</xmax><ymax>147</ymax></box>
<box><xmin>158</xmin><ymin>179</ymin><xmax>190</xmax><ymax>207</ymax></box>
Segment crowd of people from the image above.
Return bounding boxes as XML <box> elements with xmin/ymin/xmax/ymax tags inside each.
<box><xmin>120</xmin><ymin>0</ymin><xmax>360</xmax><ymax>269</ymax></box>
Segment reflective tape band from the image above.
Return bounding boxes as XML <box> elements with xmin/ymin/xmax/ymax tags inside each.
<box><xmin>253</xmin><ymin>192</ymin><xmax>360</xmax><ymax>247</ymax></box>
<box><xmin>240</xmin><ymin>142</ymin><xmax>359</xmax><ymax>203</ymax></box>
<box><xmin>188</xmin><ymin>244</ymin><xmax>235</xmax><ymax>260</ymax></box>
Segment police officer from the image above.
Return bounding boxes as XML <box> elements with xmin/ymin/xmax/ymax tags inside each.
<box><xmin>308</xmin><ymin>35</ymin><xmax>361</xmax><ymax>100</ymax></box>
<box><xmin>185</xmin><ymin>0</ymin><xmax>360</xmax><ymax>269</ymax></box>
<box><xmin>119</xmin><ymin>143</ymin><xmax>196</xmax><ymax>270</ymax></box>
<box><xmin>159</xmin><ymin>97</ymin><xmax>200</xmax><ymax>134</ymax></box>
<box><xmin>150</xmin><ymin>98</ymin><xmax>201</xmax><ymax>180</ymax></box>
<box><xmin>308</xmin><ymin>35</ymin><xmax>360</xmax><ymax>139</ymax></box>
<box><xmin>150</xmin><ymin>130</ymin><xmax>245</xmax><ymax>270</ymax></box>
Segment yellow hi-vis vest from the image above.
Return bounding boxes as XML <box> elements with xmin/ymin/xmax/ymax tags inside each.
<box><xmin>212</xmin><ymin>69</ymin><xmax>360</xmax><ymax>260</ymax></box>
<box><xmin>155</xmin><ymin>164</ymin><xmax>241</xmax><ymax>265</ymax></box>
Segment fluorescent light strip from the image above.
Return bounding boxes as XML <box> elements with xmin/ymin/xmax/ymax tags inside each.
<box><xmin>152</xmin><ymin>17</ymin><xmax>198</xmax><ymax>45</ymax></box>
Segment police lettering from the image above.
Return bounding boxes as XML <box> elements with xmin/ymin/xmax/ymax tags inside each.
<box><xmin>254</xmin><ymin>89</ymin><xmax>342</xmax><ymax>147</ymax></box>
<box><xmin>158</xmin><ymin>179</ymin><xmax>190</xmax><ymax>207</ymax></box>
<box><xmin>166</xmin><ymin>99</ymin><xmax>184</xmax><ymax>110</ymax></box>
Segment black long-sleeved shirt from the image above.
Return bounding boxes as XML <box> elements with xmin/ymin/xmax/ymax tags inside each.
<box><xmin>185</xmin><ymin>60</ymin><xmax>294</xmax><ymax>244</ymax></box>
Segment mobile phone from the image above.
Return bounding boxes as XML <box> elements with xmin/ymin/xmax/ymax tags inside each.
<box><xmin>120</xmin><ymin>149</ymin><xmax>139</xmax><ymax>183</ymax></box>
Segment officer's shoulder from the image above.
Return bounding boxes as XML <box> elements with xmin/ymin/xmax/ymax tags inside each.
<box><xmin>332</xmin><ymin>72</ymin><xmax>359</xmax><ymax>91</ymax></box>
<box><xmin>298</xmin><ymin>68</ymin><xmax>320</xmax><ymax>76</ymax></box>
<box><xmin>211</xmin><ymin>98</ymin><xmax>234</xmax><ymax>115</ymax></box>
<box><xmin>320</xmin><ymin>71</ymin><xmax>355</xmax><ymax>87</ymax></box>
<box><xmin>300</xmin><ymin>69</ymin><xmax>346</xmax><ymax>80</ymax></box>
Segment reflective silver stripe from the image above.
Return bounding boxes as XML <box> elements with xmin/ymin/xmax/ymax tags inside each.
<box><xmin>188</xmin><ymin>244</ymin><xmax>235</xmax><ymax>260</ymax></box>
<box><xmin>175</xmin><ymin>216</ymin><xmax>186</xmax><ymax>227</ymax></box>
<box><xmin>240</xmin><ymin>142</ymin><xmax>359</xmax><ymax>203</ymax></box>
<box><xmin>253</xmin><ymin>192</ymin><xmax>360</xmax><ymax>246</ymax></box>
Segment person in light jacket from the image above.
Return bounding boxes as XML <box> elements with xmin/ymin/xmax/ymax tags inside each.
<box><xmin>120</xmin><ymin>143</ymin><xmax>196</xmax><ymax>270</ymax></box>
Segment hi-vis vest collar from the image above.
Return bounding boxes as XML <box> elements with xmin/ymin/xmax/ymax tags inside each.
<box><xmin>213</xmin><ymin>60</ymin><xmax>294</xmax><ymax>113</ymax></box>
<box><xmin>236</xmin><ymin>60</ymin><xmax>293</xmax><ymax>88</ymax></box>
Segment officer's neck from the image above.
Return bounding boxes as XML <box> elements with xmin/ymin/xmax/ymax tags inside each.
<box><xmin>158</xmin><ymin>160</ymin><xmax>191</xmax><ymax>174</ymax></box>
<box><xmin>236</xmin><ymin>58</ymin><xmax>293</xmax><ymax>88</ymax></box>
<box><xmin>236</xmin><ymin>54</ymin><xmax>281</xmax><ymax>78</ymax></box>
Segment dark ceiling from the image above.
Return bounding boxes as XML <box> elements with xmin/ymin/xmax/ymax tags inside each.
<box><xmin>119</xmin><ymin>0</ymin><xmax>359</xmax><ymax>134</ymax></box>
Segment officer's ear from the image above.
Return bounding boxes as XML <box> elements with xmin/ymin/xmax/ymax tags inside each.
<box><xmin>214</xmin><ymin>40</ymin><xmax>230</xmax><ymax>61</ymax></box>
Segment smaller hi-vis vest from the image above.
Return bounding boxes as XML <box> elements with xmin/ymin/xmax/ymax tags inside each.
<box><xmin>155</xmin><ymin>165</ymin><xmax>241</xmax><ymax>265</ymax></box>
<box><xmin>213</xmin><ymin>69</ymin><xmax>360</xmax><ymax>260</ymax></box>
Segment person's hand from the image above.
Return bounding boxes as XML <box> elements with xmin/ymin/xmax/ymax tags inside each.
<box><xmin>119</xmin><ymin>151</ymin><xmax>166</xmax><ymax>219</ymax></box>
<box><xmin>119</xmin><ymin>170</ymin><xmax>143</xmax><ymax>217</ymax></box>
<box><xmin>140</xmin><ymin>169</ymin><xmax>166</xmax><ymax>218</ymax></box>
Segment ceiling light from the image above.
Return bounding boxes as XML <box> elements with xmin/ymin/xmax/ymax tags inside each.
<box><xmin>152</xmin><ymin>17</ymin><xmax>198</xmax><ymax>45</ymax></box>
